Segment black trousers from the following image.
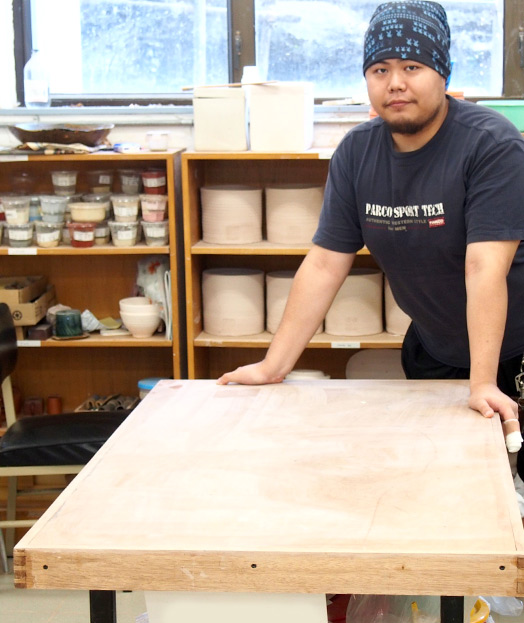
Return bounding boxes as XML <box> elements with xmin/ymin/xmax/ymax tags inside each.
<box><xmin>401</xmin><ymin>323</ymin><xmax>522</xmax><ymax>398</ymax></box>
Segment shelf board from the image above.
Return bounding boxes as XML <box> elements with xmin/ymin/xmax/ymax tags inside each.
<box><xmin>0</xmin><ymin>149</ymin><xmax>184</xmax><ymax>163</ymax></box>
<box><xmin>183</xmin><ymin>150</ymin><xmax>332</xmax><ymax>161</ymax></box>
<box><xmin>0</xmin><ymin>243</ymin><xmax>169</xmax><ymax>256</ymax></box>
<box><xmin>18</xmin><ymin>334</ymin><xmax>172</xmax><ymax>348</ymax></box>
<box><xmin>191</xmin><ymin>241</ymin><xmax>370</xmax><ymax>256</ymax></box>
<box><xmin>194</xmin><ymin>331</ymin><xmax>402</xmax><ymax>348</ymax></box>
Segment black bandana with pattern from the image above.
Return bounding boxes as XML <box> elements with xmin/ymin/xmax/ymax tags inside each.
<box><xmin>363</xmin><ymin>1</ymin><xmax>451</xmax><ymax>80</ymax></box>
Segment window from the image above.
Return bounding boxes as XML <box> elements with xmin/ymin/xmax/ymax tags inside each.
<box><xmin>14</xmin><ymin>0</ymin><xmax>524</xmax><ymax>106</ymax></box>
<box><xmin>254</xmin><ymin>0</ymin><xmax>504</xmax><ymax>98</ymax></box>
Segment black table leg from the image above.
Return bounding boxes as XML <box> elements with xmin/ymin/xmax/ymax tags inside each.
<box><xmin>441</xmin><ymin>596</ymin><xmax>464</xmax><ymax>623</ymax></box>
<box><xmin>90</xmin><ymin>590</ymin><xmax>116</xmax><ymax>623</ymax></box>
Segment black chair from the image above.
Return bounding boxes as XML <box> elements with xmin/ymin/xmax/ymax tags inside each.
<box><xmin>0</xmin><ymin>302</ymin><xmax>132</xmax><ymax>571</ymax></box>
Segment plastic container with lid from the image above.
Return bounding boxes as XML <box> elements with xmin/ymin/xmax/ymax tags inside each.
<box><xmin>141</xmin><ymin>169</ymin><xmax>166</xmax><ymax>195</ymax></box>
<box><xmin>39</xmin><ymin>194</ymin><xmax>69</xmax><ymax>216</ymax></box>
<box><xmin>87</xmin><ymin>169</ymin><xmax>114</xmax><ymax>194</ymax></box>
<box><xmin>119</xmin><ymin>169</ymin><xmax>142</xmax><ymax>194</ymax></box>
<box><xmin>2</xmin><ymin>196</ymin><xmax>31</xmax><ymax>225</ymax></box>
<box><xmin>29</xmin><ymin>196</ymin><xmax>41</xmax><ymax>222</ymax></box>
<box><xmin>68</xmin><ymin>222</ymin><xmax>96</xmax><ymax>247</ymax></box>
<box><xmin>83</xmin><ymin>193</ymin><xmax>112</xmax><ymax>219</ymax></box>
<box><xmin>6</xmin><ymin>223</ymin><xmax>34</xmax><ymax>247</ymax></box>
<box><xmin>141</xmin><ymin>219</ymin><xmax>169</xmax><ymax>246</ymax></box>
<box><xmin>111</xmin><ymin>194</ymin><xmax>140</xmax><ymax>222</ymax></box>
<box><xmin>140</xmin><ymin>194</ymin><xmax>167</xmax><ymax>221</ymax></box>
<box><xmin>69</xmin><ymin>201</ymin><xmax>107</xmax><ymax>223</ymax></box>
<box><xmin>138</xmin><ymin>377</ymin><xmax>168</xmax><ymax>400</ymax></box>
<box><xmin>94</xmin><ymin>221</ymin><xmax>110</xmax><ymax>245</ymax></box>
<box><xmin>35</xmin><ymin>221</ymin><xmax>61</xmax><ymax>248</ymax></box>
<box><xmin>109</xmin><ymin>220</ymin><xmax>139</xmax><ymax>246</ymax></box>
<box><xmin>51</xmin><ymin>170</ymin><xmax>77</xmax><ymax>196</ymax></box>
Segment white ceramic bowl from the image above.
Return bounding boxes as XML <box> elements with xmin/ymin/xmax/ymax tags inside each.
<box><xmin>119</xmin><ymin>305</ymin><xmax>161</xmax><ymax>316</ymax></box>
<box><xmin>119</xmin><ymin>296</ymin><xmax>156</xmax><ymax>312</ymax></box>
<box><xmin>69</xmin><ymin>201</ymin><xmax>107</xmax><ymax>223</ymax></box>
<box><xmin>120</xmin><ymin>310</ymin><xmax>161</xmax><ymax>338</ymax></box>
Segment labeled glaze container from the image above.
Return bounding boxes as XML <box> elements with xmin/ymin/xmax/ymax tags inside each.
<box><xmin>68</xmin><ymin>222</ymin><xmax>96</xmax><ymax>248</ymax></box>
<box><xmin>109</xmin><ymin>220</ymin><xmax>139</xmax><ymax>247</ymax></box>
<box><xmin>51</xmin><ymin>170</ymin><xmax>78</xmax><ymax>196</ymax></box>
<box><xmin>2</xmin><ymin>196</ymin><xmax>31</xmax><ymax>225</ymax></box>
<box><xmin>6</xmin><ymin>223</ymin><xmax>34</xmax><ymax>247</ymax></box>
<box><xmin>39</xmin><ymin>195</ymin><xmax>69</xmax><ymax>222</ymax></box>
<box><xmin>140</xmin><ymin>194</ymin><xmax>167</xmax><ymax>221</ymax></box>
<box><xmin>35</xmin><ymin>221</ymin><xmax>61</xmax><ymax>248</ymax></box>
<box><xmin>87</xmin><ymin>170</ymin><xmax>113</xmax><ymax>194</ymax></box>
<box><xmin>82</xmin><ymin>193</ymin><xmax>111</xmax><ymax>219</ymax></box>
<box><xmin>141</xmin><ymin>219</ymin><xmax>169</xmax><ymax>246</ymax></box>
<box><xmin>111</xmin><ymin>194</ymin><xmax>140</xmax><ymax>222</ymax></box>
<box><xmin>29</xmin><ymin>197</ymin><xmax>41</xmax><ymax>222</ymax></box>
<box><xmin>94</xmin><ymin>221</ymin><xmax>110</xmax><ymax>245</ymax></box>
<box><xmin>119</xmin><ymin>169</ymin><xmax>142</xmax><ymax>194</ymax></box>
<box><xmin>141</xmin><ymin>169</ymin><xmax>166</xmax><ymax>195</ymax></box>
<box><xmin>69</xmin><ymin>201</ymin><xmax>107</xmax><ymax>223</ymax></box>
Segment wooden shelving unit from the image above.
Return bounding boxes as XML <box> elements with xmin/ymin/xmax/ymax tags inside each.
<box><xmin>182</xmin><ymin>151</ymin><xmax>402</xmax><ymax>380</ymax></box>
<box><xmin>0</xmin><ymin>150</ymin><xmax>182</xmax><ymax>412</ymax></box>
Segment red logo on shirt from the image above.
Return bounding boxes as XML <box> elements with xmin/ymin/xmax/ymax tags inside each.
<box><xmin>428</xmin><ymin>217</ymin><xmax>445</xmax><ymax>228</ymax></box>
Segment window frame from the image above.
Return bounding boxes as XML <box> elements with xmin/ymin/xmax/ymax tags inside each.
<box><xmin>13</xmin><ymin>0</ymin><xmax>524</xmax><ymax>107</ymax></box>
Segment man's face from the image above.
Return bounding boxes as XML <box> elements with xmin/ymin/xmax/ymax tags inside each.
<box><xmin>365</xmin><ymin>58</ymin><xmax>447</xmax><ymax>135</ymax></box>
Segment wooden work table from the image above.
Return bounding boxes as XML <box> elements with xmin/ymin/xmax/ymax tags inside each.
<box><xmin>13</xmin><ymin>379</ymin><xmax>524</xmax><ymax>622</ymax></box>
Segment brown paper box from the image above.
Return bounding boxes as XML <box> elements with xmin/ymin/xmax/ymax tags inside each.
<box><xmin>0</xmin><ymin>276</ymin><xmax>47</xmax><ymax>305</ymax></box>
<box><xmin>9</xmin><ymin>286</ymin><xmax>56</xmax><ymax>326</ymax></box>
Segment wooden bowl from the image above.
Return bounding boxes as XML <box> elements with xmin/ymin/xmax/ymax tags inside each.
<box><xmin>8</xmin><ymin>123</ymin><xmax>114</xmax><ymax>147</ymax></box>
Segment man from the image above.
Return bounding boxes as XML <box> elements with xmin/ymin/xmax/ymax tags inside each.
<box><xmin>217</xmin><ymin>1</ymin><xmax>524</xmax><ymax>433</ymax></box>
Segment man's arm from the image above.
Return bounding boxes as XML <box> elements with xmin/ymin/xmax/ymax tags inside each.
<box><xmin>217</xmin><ymin>244</ymin><xmax>356</xmax><ymax>385</ymax></box>
<box><xmin>465</xmin><ymin>239</ymin><xmax>520</xmax><ymax>422</ymax></box>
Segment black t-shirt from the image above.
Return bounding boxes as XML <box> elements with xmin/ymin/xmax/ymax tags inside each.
<box><xmin>313</xmin><ymin>96</ymin><xmax>524</xmax><ymax>367</ymax></box>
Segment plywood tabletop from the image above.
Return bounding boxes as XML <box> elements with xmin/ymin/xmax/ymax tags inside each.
<box><xmin>14</xmin><ymin>379</ymin><xmax>524</xmax><ymax>595</ymax></box>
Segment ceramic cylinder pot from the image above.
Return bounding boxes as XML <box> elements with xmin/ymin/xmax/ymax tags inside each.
<box><xmin>384</xmin><ymin>278</ymin><xmax>412</xmax><ymax>336</ymax></box>
<box><xmin>265</xmin><ymin>184</ymin><xmax>324</xmax><ymax>244</ymax></box>
<box><xmin>201</xmin><ymin>185</ymin><xmax>262</xmax><ymax>244</ymax></box>
<box><xmin>325</xmin><ymin>268</ymin><xmax>383</xmax><ymax>336</ymax></box>
<box><xmin>202</xmin><ymin>268</ymin><xmax>265</xmax><ymax>336</ymax></box>
<box><xmin>266</xmin><ymin>270</ymin><xmax>322</xmax><ymax>335</ymax></box>
<box><xmin>55</xmin><ymin>309</ymin><xmax>83</xmax><ymax>337</ymax></box>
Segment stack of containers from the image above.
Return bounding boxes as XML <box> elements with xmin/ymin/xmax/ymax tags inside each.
<box><xmin>0</xmin><ymin>167</ymin><xmax>157</xmax><ymax>248</ymax></box>
<box><xmin>65</xmin><ymin>170</ymin><xmax>114</xmax><ymax>247</ymax></box>
<box><xmin>139</xmin><ymin>167</ymin><xmax>168</xmax><ymax>247</ymax></box>
<box><xmin>2</xmin><ymin>196</ymin><xmax>33</xmax><ymax>248</ymax></box>
<box><xmin>109</xmin><ymin>194</ymin><xmax>141</xmax><ymax>247</ymax></box>
<box><xmin>37</xmin><ymin>195</ymin><xmax>70</xmax><ymax>247</ymax></box>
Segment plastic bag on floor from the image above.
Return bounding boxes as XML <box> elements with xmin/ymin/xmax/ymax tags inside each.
<box><xmin>481</xmin><ymin>596</ymin><xmax>523</xmax><ymax>617</ymax></box>
<box><xmin>346</xmin><ymin>595</ymin><xmax>439</xmax><ymax>623</ymax></box>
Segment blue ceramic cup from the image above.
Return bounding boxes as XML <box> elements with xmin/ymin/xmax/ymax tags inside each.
<box><xmin>55</xmin><ymin>309</ymin><xmax>83</xmax><ymax>337</ymax></box>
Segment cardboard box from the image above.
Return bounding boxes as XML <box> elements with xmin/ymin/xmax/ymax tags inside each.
<box><xmin>0</xmin><ymin>276</ymin><xmax>47</xmax><ymax>305</ymax></box>
<box><xmin>249</xmin><ymin>81</ymin><xmax>314</xmax><ymax>152</ymax></box>
<box><xmin>9</xmin><ymin>285</ymin><xmax>56</xmax><ymax>326</ymax></box>
<box><xmin>193</xmin><ymin>87</ymin><xmax>248</xmax><ymax>151</ymax></box>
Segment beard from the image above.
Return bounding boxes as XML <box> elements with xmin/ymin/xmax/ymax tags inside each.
<box><xmin>384</xmin><ymin>100</ymin><xmax>442</xmax><ymax>135</ymax></box>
